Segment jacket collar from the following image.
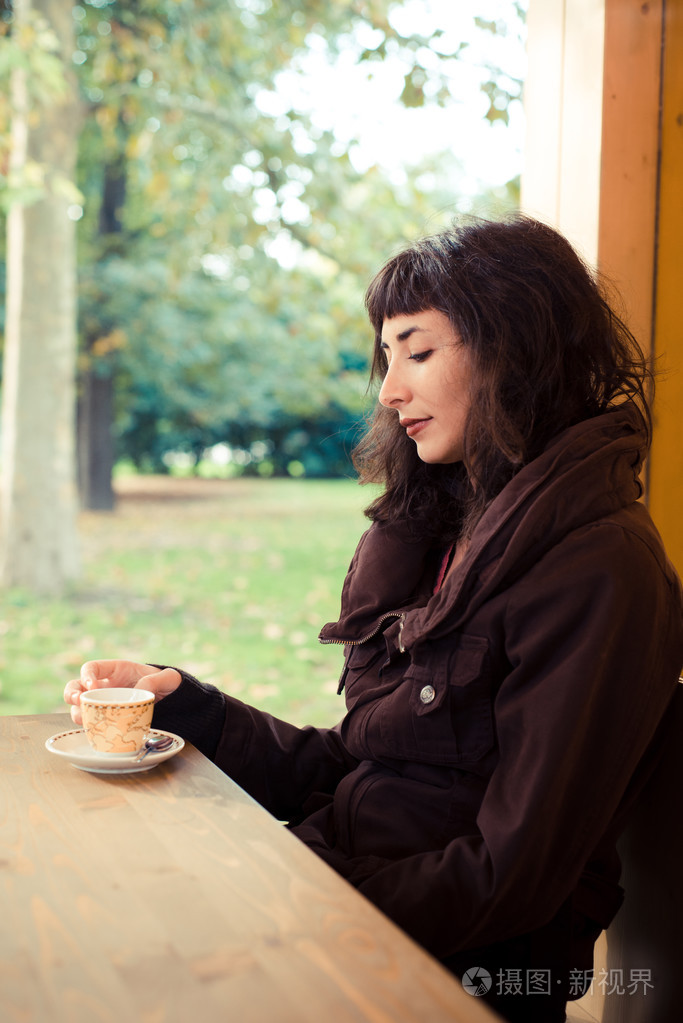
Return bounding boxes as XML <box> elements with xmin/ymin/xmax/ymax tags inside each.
<box><xmin>319</xmin><ymin>405</ymin><xmax>647</xmax><ymax>647</ymax></box>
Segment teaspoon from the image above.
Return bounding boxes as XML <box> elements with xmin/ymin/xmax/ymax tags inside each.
<box><xmin>133</xmin><ymin>734</ymin><xmax>175</xmax><ymax>763</ymax></box>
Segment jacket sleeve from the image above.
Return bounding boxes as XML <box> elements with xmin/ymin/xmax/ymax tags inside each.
<box><xmin>210</xmin><ymin>694</ymin><xmax>360</xmax><ymax>820</ymax></box>
<box><xmin>151</xmin><ymin>669</ymin><xmax>359</xmax><ymax>822</ymax></box>
<box><xmin>313</xmin><ymin>520</ymin><xmax>683</xmax><ymax>957</ymax></box>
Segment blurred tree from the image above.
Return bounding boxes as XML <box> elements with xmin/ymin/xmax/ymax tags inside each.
<box><xmin>70</xmin><ymin>0</ymin><xmax>522</xmax><ymax>499</ymax></box>
<box><xmin>0</xmin><ymin>0</ymin><xmax>524</xmax><ymax>592</ymax></box>
<box><xmin>71</xmin><ymin>0</ymin><xmax>430</xmax><ymax>502</ymax></box>
<box><xmin>0</xmin><ymin>0</ymin><xmax>81</xmax><ymax>594</ymax></box>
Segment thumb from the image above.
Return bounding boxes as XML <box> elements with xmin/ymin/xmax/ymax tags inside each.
<box><xmin>137</xmin><ymin>666</ymin><xmax>182</xmax><ymax>702</ymax></box>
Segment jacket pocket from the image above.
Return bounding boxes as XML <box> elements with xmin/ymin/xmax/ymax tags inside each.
<box><xmin>339</xmin><ymin>639</ymin><xmax>388</xmax><ymax>707</ymax></box>
<box><xmin>378</xmin><ymin>633</ymin><xmax>495</xmax><ymax>766</ymax></box>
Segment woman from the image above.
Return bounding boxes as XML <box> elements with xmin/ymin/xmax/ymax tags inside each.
<box><xmin>65</xmin><ymin>216</ymin><xmax>683</xmax><ymax>1023</ymax></box>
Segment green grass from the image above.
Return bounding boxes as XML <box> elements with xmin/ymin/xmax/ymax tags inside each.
<box><xmin>0</xmin><ymin>477</ymin><xmax>376</xmax><ymax>725</ymax></box>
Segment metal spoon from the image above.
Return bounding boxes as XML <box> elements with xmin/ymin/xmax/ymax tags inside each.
<box><xmin>133</xmin><ymin>734</ymin><xmax>175</xmax><ymax>763</ymax></box>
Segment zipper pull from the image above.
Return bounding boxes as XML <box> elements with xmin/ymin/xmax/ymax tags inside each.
<box><xmin>337</xmin><ymin>658</ymin><xmax>351</xmax><ymax>695</ymax></box>
<box><xmin>398</xmin><ymin>615</ymin><xmax>406</xmax><ymax>653</ymax></box>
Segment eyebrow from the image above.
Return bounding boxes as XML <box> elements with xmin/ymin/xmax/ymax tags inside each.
<box><xmin>382</xmin><ymin>325</ymin><xmax>427</xmax><ymax>344</ymax></box>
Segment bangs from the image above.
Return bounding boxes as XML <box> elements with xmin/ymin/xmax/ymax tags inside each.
<box><xmin>364</xmin><ymin>242</ymin><xmax>454</xmax><ymax>337</ymax></box>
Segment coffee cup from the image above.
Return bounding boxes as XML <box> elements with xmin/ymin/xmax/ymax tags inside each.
<box><xmin>80</xmin><ymin>688</ymin><xmax>155</xmax><ymax>754</ymax></box>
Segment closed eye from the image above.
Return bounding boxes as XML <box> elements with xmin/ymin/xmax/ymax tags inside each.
<box><xmin>408</xmin><ymin>350</ymin><xmax>433</xmax><ymax>363</ymax></box>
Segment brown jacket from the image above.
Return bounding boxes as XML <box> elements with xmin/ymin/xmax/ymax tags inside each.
<box><xmin>154</xmin><ymin>405</ymin><xmax>683</xmax><ymax>962</ymax></box>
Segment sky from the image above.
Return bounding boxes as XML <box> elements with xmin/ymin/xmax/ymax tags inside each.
<box><xmin>258</xmin><ymin>0</ymin><xmax>527</xmax><ymax>199</ymax></box>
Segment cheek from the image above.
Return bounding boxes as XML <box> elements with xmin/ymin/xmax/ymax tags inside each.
<box><xmin>439</xmin><ymin>378</ymin><xmax>471</xmax><ymax>446</ymax></box>
<box><xmin>446</xmin><ymin>359</ymin><xmax>474</xmax><ymax>418</ymax></box>
<box><xmin>435</xmin><ymin>373</ymin><xmax>469</xmax><ymax>417</ymax></box>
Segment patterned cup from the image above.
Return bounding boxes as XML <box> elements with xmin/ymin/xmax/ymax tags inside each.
<box><xmin>80</xmin><ymin>688</ymin><xmax>155</xmax><ymax>755</ymax></box>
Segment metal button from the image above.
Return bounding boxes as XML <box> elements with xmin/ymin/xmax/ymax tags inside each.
<box><xmin>419</xmin><ymin>684</ymin><xmax>436</xmax><ymax>704</ymax></box>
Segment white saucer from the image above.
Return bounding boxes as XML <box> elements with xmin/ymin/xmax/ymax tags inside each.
<box><xmin>45</xmin><ymin>728</ymin><xmax>184</xmax><ymax>774</ymax></box>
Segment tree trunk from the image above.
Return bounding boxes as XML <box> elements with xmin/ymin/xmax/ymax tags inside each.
<box><xmin>77</xmin><ymin>367</ymin><xmax>115</xmax><ymax>511</ymax></box>
<box><xmin>0</xmin><ymin>0</ymin><xmax>80</xmax><ymax>594</ymax></box>
<box><xmin>77</xmin><ymin>154</ymin><xmax>127</xmax><ymax>512</ymax></box>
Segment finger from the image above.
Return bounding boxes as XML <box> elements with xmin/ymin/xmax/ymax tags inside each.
<box><xmin>79</xmin><ymin>661</ymin><xmax>112</xmax><ymax>689</ymax></box>
<box><xmin>70</xmin><ymin>703</ymin><xmax>83</xmax><ymax>726</ymax></box>
<box><xmin>63</xmin><ymin>679</ymin><xmax>85</xmax><ymax>705</ymax></box>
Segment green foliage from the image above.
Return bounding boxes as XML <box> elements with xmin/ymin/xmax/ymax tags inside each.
<box><xmin>0</xmin><ymin>14</ymin><xmax>65</xmax><ymax>99</ymax></box>
<box><xmin>0</xmin><ymin>477</ymin><xmax>372</xmax><ymax>725</ymax></box>
<box><xmin>0</xmin><ymin>8</ymin><xmax>71</xmax><ymax>211</ymax></box>
<box><xmin>1</xmin><ymin>0</ymin><xmax>524</xmax><ymax>476</ymax></box>
<box><xmin>77</xmin><ymin>239</ymin><xmax>376</xmax><ymax>472</ymax></box>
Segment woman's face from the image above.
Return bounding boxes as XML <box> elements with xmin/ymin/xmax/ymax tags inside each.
<box><xmin>378</xmin><ymin>309</ymin><xmax>473</xmax><ymax>465</ymax></box>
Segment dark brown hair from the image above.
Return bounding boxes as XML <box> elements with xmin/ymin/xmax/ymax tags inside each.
<box><xmin>354</xmin><ymin>214</ymin><xmax>653</xmax><ymax>542</ymax></box>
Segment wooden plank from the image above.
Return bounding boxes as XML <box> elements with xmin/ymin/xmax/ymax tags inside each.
<box><xmin>647</xmin><ymin>0</ymin><xmax>683</xmax><ymax>576</ymax></box>
<box><xmin>521</xmin><ymin>0</ymin><xmax>565</xmax><ymax>222</ymax></box>
<box><xmin>558</xmin><ymin>0</ymin><xmax>606</xmax><ymax>265</ymax></box>
<box><xmin>597</xmin><ymin>0</ymin><xmax>662</xmax><ymax>356</ymax></box>
<box><xmin>522</xmin><ymin>0</ymin><xmax>605</xmax><ymax>266</ymax></box>
<box><xmin>0</xmin><ymin>713</ymin><xmax>500</xmax><ymax>1023</ymax></box>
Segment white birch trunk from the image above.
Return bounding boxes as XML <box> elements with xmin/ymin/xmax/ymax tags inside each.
<box><xmin>1</xmin><ymin>0</ymin><xmax>80</xmax><ymax>594</ymax></box>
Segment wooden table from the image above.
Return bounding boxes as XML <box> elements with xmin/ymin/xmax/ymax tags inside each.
<box><xmin>0</xmin><ymin>713</ymin><xmax>500</xmax><ymax>1023</ymax></box>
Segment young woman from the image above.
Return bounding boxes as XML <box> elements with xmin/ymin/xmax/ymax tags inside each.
<box><xmin>65</xmin><ymin>216</ymin><xmax>683</xmax><ymax>1022</ymax></box>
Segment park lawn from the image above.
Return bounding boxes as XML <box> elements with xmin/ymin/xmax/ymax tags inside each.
<box><xmin>0</xmin><ymin>476</ymin><xmax>376</xmax><ymax>725</ymax></box>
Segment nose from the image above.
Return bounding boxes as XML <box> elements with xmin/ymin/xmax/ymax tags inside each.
<box><xmin>378</xmin><ymin>360</ymin><xmax>408</xmax><ymax>408</ymax></box>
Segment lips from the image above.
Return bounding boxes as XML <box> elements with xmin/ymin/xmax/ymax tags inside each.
<box><xmin>400</xmin><ymin>417</ymin><xmax>432</xmax><ymax>438</ymax></box>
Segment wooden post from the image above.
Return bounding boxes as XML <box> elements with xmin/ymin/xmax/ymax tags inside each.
<box><xmin>645</xmin><ymin>2</ymin><xmax>683</xmax><ymax>575</ymax></box>
<box><xmin>596</xmin><ymin>0</ymin><xmax>662</xmax><ymax>354</ymax></box>
<box><xmin>521</xmin><ymin>0</ymin><xmax>606</xmax><ymax>266</ymax></box>
<box><xmin>523</xmin><ymin>1</ymin><xmax>683</xmax><ymax>581</ymax></box>
<box><xmin>523</xmin><ymin>3</ymin><xmax>683</xmax><ymax>1022</ymax></box>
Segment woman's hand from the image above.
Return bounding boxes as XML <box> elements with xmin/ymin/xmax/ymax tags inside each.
<box><xmin>64</xmin><ymin>660</ymin><xmax>182</xmax><ymax>726</ymax></box>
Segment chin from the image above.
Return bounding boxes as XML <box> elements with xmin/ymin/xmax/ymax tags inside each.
<box><xmin>417</xmin><ymin>450</ymin><xmax>453</xmax><ymax>462</ymax></box>
<box><xmin>416</xmin><ymin>448</ymin><xmax>463</xmax><ymax>465</ymax></box>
